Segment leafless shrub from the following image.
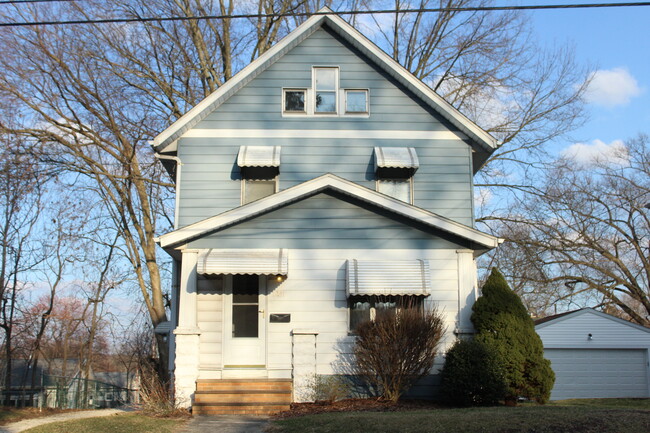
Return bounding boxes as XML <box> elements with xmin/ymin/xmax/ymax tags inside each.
<box><xmin>353</xmin><ymin>307</ymin><xmax>446</xmax><ymax>402</ymax></box>
<box><xmin>136</xmin><ymin>357</ymin><xmax>188</xmax><ymax>418</ymax></box>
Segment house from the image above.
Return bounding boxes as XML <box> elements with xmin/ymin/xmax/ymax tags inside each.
<box><xmin>152</xmin><ymin>8</ymin><xmax>500</xmax><ymax>414</ymax></box>
<box><xmin>535</xmin><ymin>308</ymin><xmax>650</xmax><ymax>400</ymax></box>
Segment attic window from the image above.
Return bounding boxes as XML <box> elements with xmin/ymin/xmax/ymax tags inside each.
<box><xmin>314</xmin><ymin>67</ymin><xmax>338</xmax><ymax>113</ymax></box>
<box><xmin>283</xmin><ymin>89</ymin><xmax>306</xmax><ymax>113</ymax></box>
<box><xmin>345</xmin><ymin>89</ymin><xmax>368</xmax><ymax>114</ymax></box>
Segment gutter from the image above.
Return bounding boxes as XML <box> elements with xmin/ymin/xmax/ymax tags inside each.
<box><xmin>153</xmin><ymin>149</ymin><xmax>182</xmax><ymax>230</ymax></box>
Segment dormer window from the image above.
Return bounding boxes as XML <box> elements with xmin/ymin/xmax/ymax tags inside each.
<box><xmin>237</xmin><ymin>146</ymin><xmax>281</xmax><ymax>205</ymax></box>
<box><xmin>374</xmin><ymin>147</ymin><xmax>419</xmax><ymax>204</ymax></box>
<box><xmin>313</xmin><ymin>67</ymin><xmax>338</xmax><ymax>114</ymax></box>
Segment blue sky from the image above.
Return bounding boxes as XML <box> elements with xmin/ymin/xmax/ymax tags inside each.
<box><xmin>528</xmin><ymin>1</ymin><xmax>649</xmax><ymax>157</ymax></box>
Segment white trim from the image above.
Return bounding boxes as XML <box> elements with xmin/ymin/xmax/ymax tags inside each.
<box><xmin>158</xmin><ymin>173</ymin><xmax>499</xmax><ymax>250</ymax></box>
<box><xmin>151</xmin><ymin>8</ymin><xmax>497</xmax><ymax>156</ymax></box>
<box><xmin>181</xmin><ymin>129</ymin><xmax>466</xmax><ymax>140</ymax></box>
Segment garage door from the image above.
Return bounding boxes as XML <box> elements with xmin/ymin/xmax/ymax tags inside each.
<box><xmin>545</xmin><ymin>348</ymin><xmax>649</xmax><ymax>400</ymax></box>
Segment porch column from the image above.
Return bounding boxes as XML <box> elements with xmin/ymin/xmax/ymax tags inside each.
<box><xmin>456</xmin><ymin>249</ymin><xmax>477</xmax><ymax>336</ymax></box>
<box><xmin>173</xmin><ymin>250</ymin><xmax>201</xmax><ymax>408</ymax></box>
<box><xmin>292</xmin><ymin>329</ymin><xmax>319</xmax><ymax>402</ymax></box>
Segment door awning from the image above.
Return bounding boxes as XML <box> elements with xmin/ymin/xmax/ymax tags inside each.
<box><xmin>197</xmin><ymin>249</ymin><xmax>288</xmax><ymax>275</ymax></box>
<box><xmin>374</xmin><ymin>147</ymin><xmax>419</xmax><ymax>177</ymax></box>
<box><xmin>346</xmin><ymin>259</ymin><xmax>431</xmax><ymax>296</ymax></box>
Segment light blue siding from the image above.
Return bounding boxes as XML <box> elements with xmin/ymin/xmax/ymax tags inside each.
<box><xmin>177</xmin><ymin>25</ymin><xmax>474</xmax><ymax>228</ymax></box>
<box><xmin>187</xmin><ymin>193</ymin><xmax>467</xmax><ymax>250</ymax></box>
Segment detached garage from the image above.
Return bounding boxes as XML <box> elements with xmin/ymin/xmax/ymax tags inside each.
<box><xmin>535</xmin><ymin>308</ymin><xmax>650</xmax><ymax>400</ymax></box>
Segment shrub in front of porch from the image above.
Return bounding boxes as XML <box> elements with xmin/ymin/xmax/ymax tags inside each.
<box><xmin>353</xmin><ymin>307</ymin><xmax>445</xmax><ymax>402</ymax></box>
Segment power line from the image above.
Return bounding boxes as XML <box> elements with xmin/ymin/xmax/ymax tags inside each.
<box><xmin>1</xmin><ymin>2</ymin><xmax>650</xmax><ymax>28</ymax></box>
<box><xmin>0</xmin><ymin>0</ymin><xmax>81</xmax><ymax>4</ymax></box>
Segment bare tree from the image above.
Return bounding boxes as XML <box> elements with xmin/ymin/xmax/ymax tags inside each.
<box><xmin>0</xmin><ymin>137</ymin><xmax>44</xmax><ymax>402</ymax></box>
<box><xmin>489</xmin><ymin>135</ymin><xmax>650</xmax><ymax>324</ymax></box>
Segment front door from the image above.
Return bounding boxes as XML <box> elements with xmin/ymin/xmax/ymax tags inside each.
<box><xmin>224</xmin><ymin>275</ymin><xmax>266</xmax><ymax>367</ymax></box>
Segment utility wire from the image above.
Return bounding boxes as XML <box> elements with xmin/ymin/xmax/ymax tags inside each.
<box><xmin>0</xmin><ymin>0</ymin><xmax>81</xmax><ymax>4</ymax></box>
<box><xmin>1</xmin><ymin>2</ymin><xmax>650</xmax><ymax>27</ymax></box>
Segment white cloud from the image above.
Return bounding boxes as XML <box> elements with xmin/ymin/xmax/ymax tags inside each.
<box><xmin>561</xmin><ymin>139</ymin><xmax>629</xmax><ymax>166</ymax></box>
<box><xmin>583</xmin><ymin>68</ymin><xmax>642</xmax><ymax>107</ymax></box>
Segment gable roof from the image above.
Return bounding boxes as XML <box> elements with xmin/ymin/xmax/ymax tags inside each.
<box><xmin>156</xmin><ymin>173</ymin><xmax>500</xmax><ymax>252</ymax></box>
<box><xmin>151</xmin><ymin>8</ymin><xmax>498</xmax><ymax>170</ymax></box>
<box><xmin>535</xmin><ymin>308</ymin><xmax>650</xmax><ymax>333</ymax></box>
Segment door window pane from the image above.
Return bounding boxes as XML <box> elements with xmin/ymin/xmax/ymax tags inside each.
<box><xmin>233</xmin><ymin>305</ymin><xmax>258</xmax><ymax>338</ymax></box>
<box><xmin>232</xmin><ymin>275</ymin><xmax>259</xmax><ymax>338</ymax></box>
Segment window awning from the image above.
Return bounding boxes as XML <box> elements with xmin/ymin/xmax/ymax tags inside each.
<box><xmin>374</xmin><ymin>147</ymin><xmax>419</xmax><ymax>177</ymax></box>
<box><xmin>346</xmin><ymin>259</ymin><xmax>431</xmax><ymax>296</ymax></box>
<box><xmin>237</xmin><ymin>146</ymin><xmax>281</xmax><ymax>168</ymax></box>
<box><xmin>197</xmin><ymin>249</ymin><xmax>288</xmax><ymax>275</ymax></box>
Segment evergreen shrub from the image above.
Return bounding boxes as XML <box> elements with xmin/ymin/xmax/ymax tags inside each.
<box><xmin>440</xmin><ymin>338</ymin><xmax>506</xmax><ymax>406</ymax></box>
<box><xmin>472</xmin><ymin>268</ymin><xmax>555</xmax><ymax>404</ymax></box>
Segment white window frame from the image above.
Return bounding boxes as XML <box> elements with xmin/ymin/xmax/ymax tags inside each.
<box><xmin>282</xmin><ymin>88</ymin><xmax>308</xmax><ymax>115</ymax></box>
<box><xmin>376</xmin><ymin>177</ymin><xmax>414</xmax><ymax>204</ymax></box>
<box><xmin>344</xmin><ymin>89</ymin><xmax>369</xmax><ymax>115</ymax></box>
<box><xmin>312</xmin><ymin>66</ymin><xmax>339</xmax><ymax>115</ymax></box>
<box><xmin>241</xmin><ymin>177</ymin><xmax>278</xmax><ymax>205</ymax></box>
<box><xmin>348</xmin><ymin>295</ymin><xmax>423</xmax><ymax>332</ymax></box>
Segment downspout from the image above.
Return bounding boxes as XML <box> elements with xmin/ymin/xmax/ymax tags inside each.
<box><xmin>154</xmin><ymin>152</ymin><xmax>182</xmax><ymax>230</ymax></box>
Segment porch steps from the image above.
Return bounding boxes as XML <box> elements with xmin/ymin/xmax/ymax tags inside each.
<box><xmin>192</xmin><ymin>379</ymin><xmax>292</xmax><ymax>415</ymax></box>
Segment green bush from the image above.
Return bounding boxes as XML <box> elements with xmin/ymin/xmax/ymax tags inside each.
<box><xmin>440</xmin><ymin>339</ymin><xmax>506</xmax><ymax>406</ymax></box>
<box><xmin>472</xmin><ymin>268</ymin><xmax>555</xmax><ymax>404</ymax></box>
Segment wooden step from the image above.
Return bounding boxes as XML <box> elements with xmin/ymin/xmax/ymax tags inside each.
<box><xmin>192</xmin><ymin>379</ymin><xmax>292</xmax><ymax>415</ymax></box>
<box><xmin>196</xmin><ymin>379</ymin><xmax>292</xmax><ymax>392</ymax></box>
<box><xmin>194</xmin><ymin>390</ymin><xmax>291</xmax><ymax>404</ymax></box>
<box><xmin>192</xmin><ymin>402</ymin><xmax>290</xmax><ymax>416</ymax></box>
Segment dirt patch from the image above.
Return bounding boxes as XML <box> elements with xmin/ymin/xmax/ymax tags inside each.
<box><xmin>272</xmin><ymin>398</ymin><xmax>443</xmax><ymax>419</ymax></box>
<box><xmin>0</xmin><ymin>408</ymin><xmax>77</xmax><ymax>426</ymax></box>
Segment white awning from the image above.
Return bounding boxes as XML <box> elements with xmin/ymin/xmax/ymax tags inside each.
<box><xmin>346</xmin><ymin>259</ymin><xmax>431</xmax><ymax>296</ymax></box>
<box><xmin>237</xmin><ymin>146</ymin><xmax>281</xmax><ymax>167</ymax></box>
<box><xmin>374</xmin><ymin>147</ymin><xmax>419</xmax><ymax>172</ymax></box>
<box><xmin>197</xmin><ymin>249</ymin><xmax>288</xmax><ymax>275</ymax></box>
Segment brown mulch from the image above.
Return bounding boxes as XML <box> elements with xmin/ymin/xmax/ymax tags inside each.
<box><xmin>272</xmin><ymin>398</ymin><xmax>443</xmax><ymax>419</ymax></box>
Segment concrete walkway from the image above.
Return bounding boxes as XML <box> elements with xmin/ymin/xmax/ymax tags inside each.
<box><xmin>176</xmin><ymin>415</ymin><xmax>270</xmax><ymax>433</ymax></box>
<box><xmin>0</xmin><ymin>408</ymin><xmax>129</xmax><ymax>433</ymax></box>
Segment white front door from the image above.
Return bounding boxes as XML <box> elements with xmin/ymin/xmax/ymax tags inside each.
<box><xmin>224</xmin><ymin>275</ymin><xmax>266</xmax><ymax>367</ymax></box>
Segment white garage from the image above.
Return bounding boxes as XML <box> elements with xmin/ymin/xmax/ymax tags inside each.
<box><xmin>535</xmin><ymin>309</ymin><xmax>650</xmax><ymax>400</ymax></box>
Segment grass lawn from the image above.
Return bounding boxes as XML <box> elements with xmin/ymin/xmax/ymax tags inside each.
<box><xmin>21</xmin><ymin>413</ymin><xmax>187</xmax><ymax>433</ymax></box>
<box><xmin>270</xmin><ymin>399</ymin><xmax>650</xmax><ymax>433</ymax></box>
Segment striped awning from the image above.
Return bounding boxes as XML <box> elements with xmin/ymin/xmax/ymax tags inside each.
<box><xmin>197</xmin><ymin>249</ymin><xmax>288</xmax><ymax>275</ymax></box>
<box><xmin>374</xmin><ymin>147</ymin><xmax>419</xmax><ymax>173</ymax></box>
<box><xmin>237</xmin><ymin>146</ymin><xmax>281</xmax><ymax>167</ymax></box>
<box><xmin>346</xmin><ymin>259</ymin><xmax>431</xmax><ymax>296</ymax></box>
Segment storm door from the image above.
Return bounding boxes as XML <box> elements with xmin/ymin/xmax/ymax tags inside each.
<box><xmin>224</xmin><ymin>275</ymin><xmax>266</xmax><ymax>367</ymax></box>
